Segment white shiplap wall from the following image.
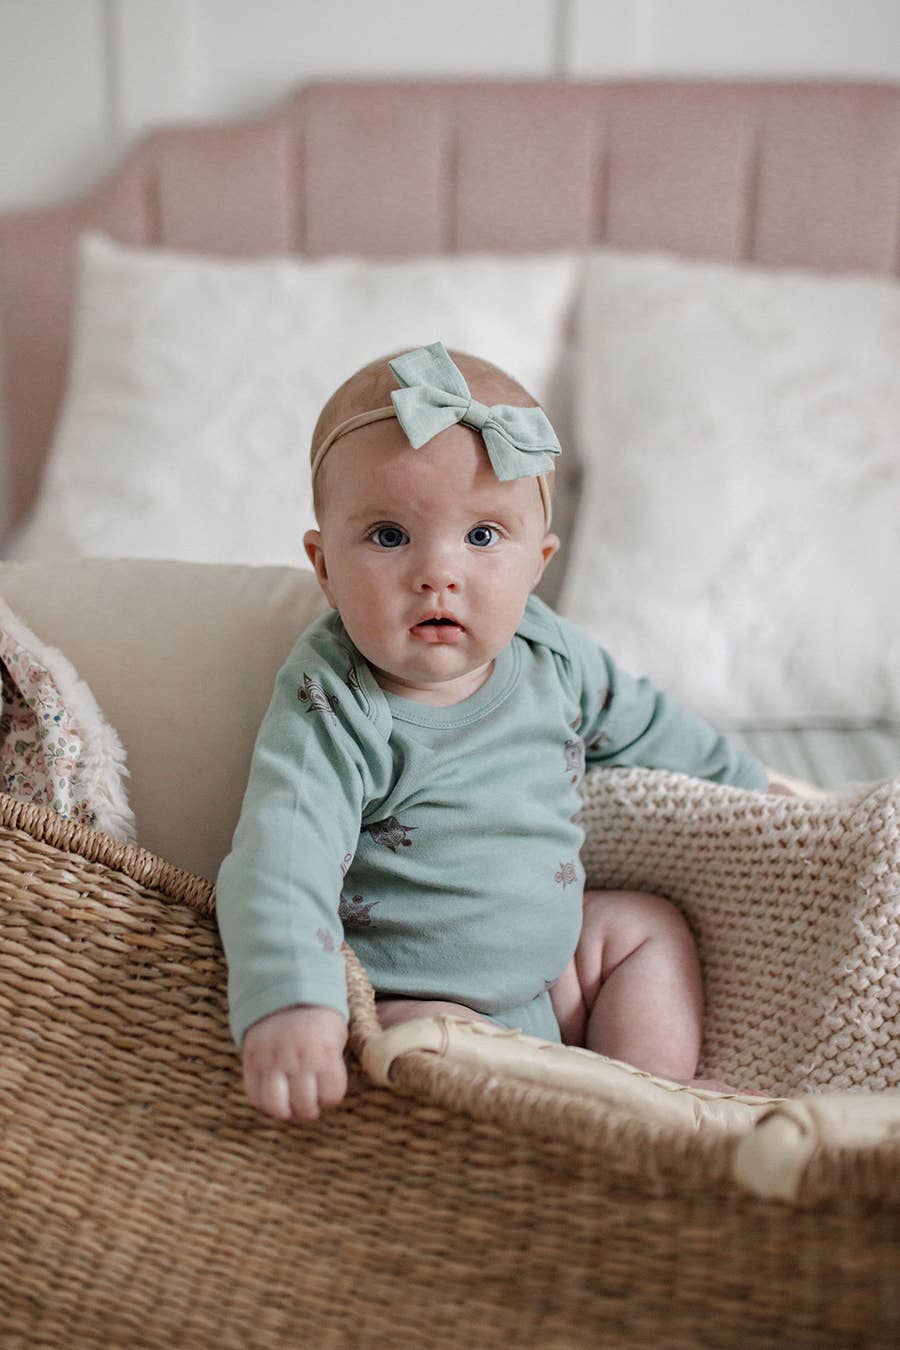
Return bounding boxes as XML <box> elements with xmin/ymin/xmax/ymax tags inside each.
<box><xmin>1</xmin><ymin>0</ymin><xmax>899</xmax><ymax>212</ymax></box>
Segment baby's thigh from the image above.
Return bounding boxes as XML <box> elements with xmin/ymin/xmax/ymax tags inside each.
<box><xmin>376</xmin><ymin>996</ymin><xmax>493</xmax><ymax>1031</ymax></box>
<box><xmin>551</xmin><ymin>889</ymin><xmax>692</xmax><ymax>1042</ymax></box>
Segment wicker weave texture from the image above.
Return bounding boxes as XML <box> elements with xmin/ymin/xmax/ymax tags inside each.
<box><xmin>1</xmin><ymin>793</ymin><xmax>898</xmax><ymax>1347</ymax></box>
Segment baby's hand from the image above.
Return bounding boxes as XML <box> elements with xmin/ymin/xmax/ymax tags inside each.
<box><xmin>241</xmin><ymin>1005</ymin><xmax>348</xmax><ymax>1122</ymax></box>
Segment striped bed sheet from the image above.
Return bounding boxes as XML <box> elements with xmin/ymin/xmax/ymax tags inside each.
<box><xmin>729</xmin><ymin>722</ymin><xmax>900</xmax><ymax>791</ymax></box>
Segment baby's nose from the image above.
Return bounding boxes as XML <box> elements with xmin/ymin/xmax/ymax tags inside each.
<box><xmin>414</xmin><ymin>549</ymin><xmax>460</xmax><ymax>593</ymax></box>
<box><xmin>416</xmin><ymin>572</ymin><xmax>459</xmax><ymax>594</ymax></box>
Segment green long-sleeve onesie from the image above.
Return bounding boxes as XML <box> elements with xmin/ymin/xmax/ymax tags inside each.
<box><xmin>216</xmin><ymin>596</ymin><xmax>767</xmax><ymax>1046</ymax></box>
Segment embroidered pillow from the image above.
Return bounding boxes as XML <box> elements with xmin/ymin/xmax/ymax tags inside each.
<box><xmin>0</xmin><ymin>596</ymin><xmax>133</xmax><ymax>839</ymax></box>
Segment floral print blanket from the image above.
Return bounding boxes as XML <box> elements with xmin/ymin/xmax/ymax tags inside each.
<box><xmin>0</xmin><ymin>599</ymin><xmax>134</xmax><ymax>840</ymax></box>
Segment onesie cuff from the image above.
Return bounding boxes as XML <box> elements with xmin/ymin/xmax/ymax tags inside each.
<box><xmin>230</xmin><ymin>975</ymin><xmax>350</xmax><ymax>1048</ymax></box>
<box><xmin>733</xmin><ymin>755</ymin><xmax>770</xmax><ymax>792</ymax></box>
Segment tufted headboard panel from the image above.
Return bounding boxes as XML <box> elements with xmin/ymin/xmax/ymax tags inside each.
<box><xmin>1</xmin><ymin>79</ymin><xmax>899</xmax><ymax>528</ymax></box>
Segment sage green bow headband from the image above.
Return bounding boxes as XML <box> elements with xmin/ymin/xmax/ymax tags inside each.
<box><xmin>311</xmin><ymin>341</ymin><xmax>560</xmax><ymax>526</ymax></box>
<box><xmin>388</xmin><ymin>341</ymin><xmax>560</xmax><ymax>481</ymax></box>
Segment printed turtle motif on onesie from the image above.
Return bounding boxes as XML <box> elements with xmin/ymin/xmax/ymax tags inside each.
<box><xmin>338</xmin><ymin>893</ymin><xmax>380</xmax><ymax>927</ymax></box>
<box><xmin>554</xmin><ymin>860</ymin><xmax>578</xmax><ymax>889</ymax></box>
<box><xmin>564</xmin><ymin>737</ymin><xmax>585</xmax><ymax>784</ymax></box>
<box><xmin>298</xmin><ymin>672</ymin><xmax>339</xmax><ymax>724</ymax></box>
<box><xmin>564</xmin><ymin>713</ymin><xmax>585</xmax><ymax>784</ymax></box>
<box><xmin>364</xmin><ymin>816</ymin><xmax>417</xmax><ymax>852</ymax></box>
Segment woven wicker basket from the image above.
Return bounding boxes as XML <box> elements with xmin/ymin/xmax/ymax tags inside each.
<box><xmin>0</xmin><ymin>791</ymin><xmax>897</xmax><ymax>1348</ymax></box>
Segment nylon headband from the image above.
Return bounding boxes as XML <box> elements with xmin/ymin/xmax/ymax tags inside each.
<box><xmin>310</xmin><ymin>406</ymin><xmax>554</xmax><ymax>528</ymax></box>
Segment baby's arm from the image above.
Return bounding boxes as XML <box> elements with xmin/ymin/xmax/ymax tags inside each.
<box><xmin>571</xmin><ymin>637</ymin><xmax>767</xmax><ymax>788</ymax></box>
<box><xmin>217</xmin><ymin>629</ymin><xmax>387</xmax><ymax>1120</ymax></box>
<box><xmin>242</xmin><ymin>1005</ymin><xmax>348</xmax><ymax>1122</ymax></box>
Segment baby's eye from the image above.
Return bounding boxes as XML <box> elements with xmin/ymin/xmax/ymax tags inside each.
<box><xmin>466</xmin><ymin>525</ymin><xmax>500</xmax><ymax>548</ymax></box>
<box><xmin>371</xmin><ymin>525</ymin><xmax>409</xmax><ymax>549</ymax></box>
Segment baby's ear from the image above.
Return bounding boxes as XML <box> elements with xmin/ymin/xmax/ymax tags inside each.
<box><xmin>303</xmin><ymin>530</ymin><xmax>334</xmax><ymax>603</ymax></box>
<box><xmin>533</xmin><ymin>533</ymin><xmax>561</xmax><ymax>587</ymax></box>
<box><xmin>303</xmin><ymin>529</ymin><xmax>323</xmax><ymax>570</ymax></box>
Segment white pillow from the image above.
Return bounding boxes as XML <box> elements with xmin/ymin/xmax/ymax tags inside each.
<box><xmin>10</xmin><ymin>234</ymin><xmax>579</xmax><ymax>567</ymax></box>
<box><xmin>558</xmin><ymin>249</ymin><xmax>900</xmax><ymax>725</ymax></box>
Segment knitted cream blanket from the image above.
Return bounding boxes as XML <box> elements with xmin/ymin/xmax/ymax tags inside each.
<box><xmin>577</xmin><ymin>768</ymin><xmax>899</xmax><ymax>1097</ymax></box>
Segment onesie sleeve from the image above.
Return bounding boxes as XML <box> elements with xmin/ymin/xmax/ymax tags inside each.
<box><xmin>551</xmin><ymin>607</ymin><xmax>768</xmax><ymax>789</ymax></box>
<box><xmin>215</xmin><ymin>627</ymin><xmax>386</xmax><ymax>1046</ymax></box>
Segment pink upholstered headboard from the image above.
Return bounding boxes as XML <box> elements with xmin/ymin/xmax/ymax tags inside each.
<box><xmin>1</xmin><ymin>78</ymin><xmax>899</xmax><ymax>530</ymax></box>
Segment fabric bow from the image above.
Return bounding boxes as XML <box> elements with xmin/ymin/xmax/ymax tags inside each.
<box><xmin>388</xmin><ymin>342</ymin><xmax>560</xmax><ymax>481</ymax></box>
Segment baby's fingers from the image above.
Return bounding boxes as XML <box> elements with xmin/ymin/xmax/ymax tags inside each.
<box><xmin>245</xmin><ymin>1063</ymin><xmax>292</xmax><ymax>1122</ymax></box>
<box><xmin>316</xmin><ymin>1053</ymin><xmax>348</xmax><ymax>1113</ymax></box>
<box><xmin>286</xmin><ymin>1057</ymin><xmax>347</xmax><ymax>1121</ymax></box>
<box><xmin>286</xmin><ymin>1068</ymin><xmax>324</xmax><ymax>1122</ymax></box>
<box><xmin>244</xmin><ymin>1062</ymin><xmax>320</xmax><ymax>1122</ymax></box>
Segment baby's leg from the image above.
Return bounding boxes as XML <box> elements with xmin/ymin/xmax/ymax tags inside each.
<box><xmin>550</xmin><ymin>889</ymin><xmax>703</xmax><ymax>1082</ymax></box>
<box><xmin>376</xmin><ymin>997</ymin><xmax>493</xmax><ymax>1031</ymax></box>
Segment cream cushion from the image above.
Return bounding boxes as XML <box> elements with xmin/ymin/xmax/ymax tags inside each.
<box><xmin>559</xmin><ymin>248</ymin><xmax>900</xmax><ymax>725</ymax></box>
<box><xmin>0</xmin><ymin>559</ymin><xmax>326</xmax><ymax>879</ymax></box>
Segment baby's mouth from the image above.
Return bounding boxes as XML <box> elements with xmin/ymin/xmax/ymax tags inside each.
<box><xmin>411</xmin><ymin>614</ymin><xmax>465</xmax><ymax>643</ymax></box>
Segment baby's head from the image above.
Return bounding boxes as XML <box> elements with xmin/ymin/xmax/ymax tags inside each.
<box><xmin>304</xmin><ymin>343</ymin><xmax>560</xmax><ymax>705</ymax></box>
<box><xmin>310</xmin><ymin>347</ymin><xmax>555</xmax><ymax>521</ymax></box>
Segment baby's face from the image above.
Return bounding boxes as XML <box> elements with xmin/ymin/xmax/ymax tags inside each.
<box><xmin>305</xmin><ymin>419</ymin><xmax>559</xmax><ymax>705</ymax></box>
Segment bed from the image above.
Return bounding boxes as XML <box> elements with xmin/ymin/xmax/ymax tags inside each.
<box><xmin>0</xmin><ymin>79</ymin><xmax>898</xmax><ymax>1347</ymax></box>
<box><xmin>2</xmin><ymin>78</ymin><xmax>899</xmax><ymax>793</ymax></box>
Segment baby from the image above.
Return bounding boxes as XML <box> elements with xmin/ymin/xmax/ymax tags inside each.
<box><xmin>216</xmin><ymin>341</ymin><xmax>769</xmax><ymax>1123</ymax></box>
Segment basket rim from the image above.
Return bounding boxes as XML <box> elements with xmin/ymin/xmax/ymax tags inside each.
<box><xmin>0</xmin><ymin>790</ymin><xmax>215</xmax><ymax>914</ymax></box>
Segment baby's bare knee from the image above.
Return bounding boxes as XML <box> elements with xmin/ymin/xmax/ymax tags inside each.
<box><xmin>582</xmin><ymin>888</ymin><xmax>693</xmax><ymax>950</ymax></box>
